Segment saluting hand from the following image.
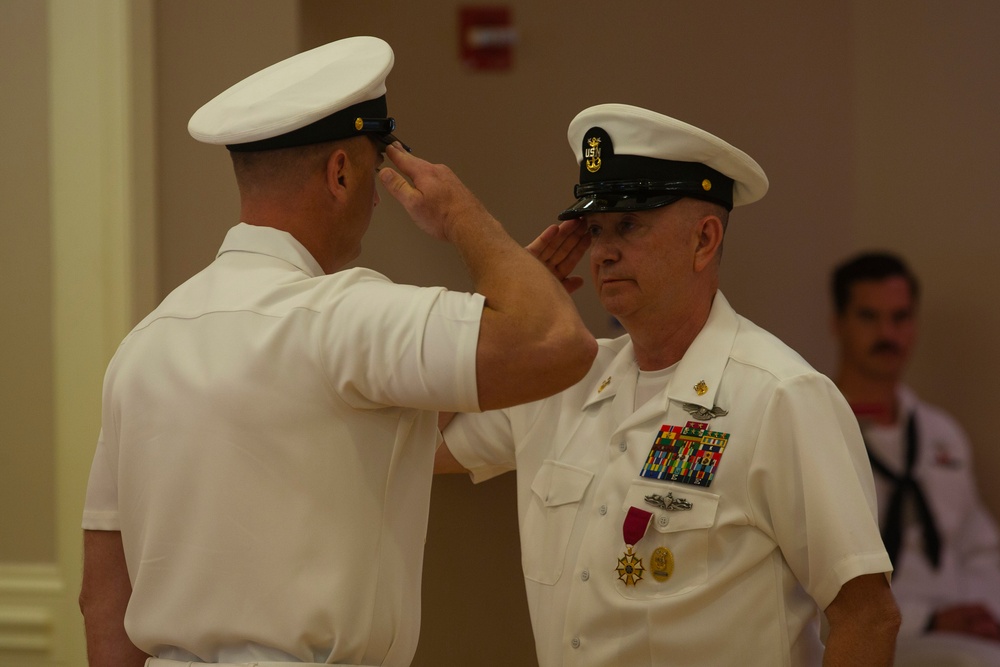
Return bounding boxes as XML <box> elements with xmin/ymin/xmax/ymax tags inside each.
<box><xmin>526</xmin><ymin>218</ymin><xmax>591</xmax><ymax>294</ymax></box>
<box><xmin>378</xmin><ymin>143</ymin><xmax>492</xmax><ymax>243</ymax></box>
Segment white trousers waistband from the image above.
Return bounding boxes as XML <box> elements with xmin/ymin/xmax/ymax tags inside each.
<box><xmin>146</xmin><ymin>659</ymin><xmax>373</xmax><ymax>667</ymax></box>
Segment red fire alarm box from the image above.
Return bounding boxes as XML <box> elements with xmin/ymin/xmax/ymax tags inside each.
<box><xmin>459</xmin><ymin>6</ymin><xmax>515</xmax><ymax>71</ymax></box>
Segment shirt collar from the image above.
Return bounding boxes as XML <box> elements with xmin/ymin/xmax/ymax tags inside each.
<box><xmin>667</xmin><ymin>291</ymin><xmax>739</xmax><ymax>411</ymax></box>
<box><xmin>217</xmin><ymin>222</ymin><xmax>325</xmax><ymax>277</ymax></box>
<box><xmin>582</xmin><ymin>337</ymin><xmax>639</xmax><ymax>409</ymax></box>
<box><xmin>581</xmin><ymin>291</ymin><xmax>739</xmax><ymax>413</ymax></box>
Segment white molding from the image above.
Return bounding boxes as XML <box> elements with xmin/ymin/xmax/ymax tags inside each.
<box><xmin>0</xmin><ymin>564</ymin><xmax>62</xmax><ymax>656</ymax></box>
<box><xmin>0</xmin><ymin>564</ymin><xmax>64</xmax><ymax>596</ymax></box>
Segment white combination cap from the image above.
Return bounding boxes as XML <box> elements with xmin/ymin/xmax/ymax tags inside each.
<box><xmin>188</xmin><ymin>36</ymin><xmax>404</xmax><ymax>152</ymax></box>
<box><xmin>559</xmin><ymin>103</ymin><xmax>768</xmax><ymax>220</ymax></box>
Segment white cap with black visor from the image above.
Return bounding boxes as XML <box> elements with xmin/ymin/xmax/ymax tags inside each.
<box><xmin>559</xmin><ymin>104</ymin><xmax>768</xmax><ymax>220</ymax></box>
<box><xmin>188</xmin><ymin>36</ymin><xmax>408</xmax><ymax>152</ymax></box>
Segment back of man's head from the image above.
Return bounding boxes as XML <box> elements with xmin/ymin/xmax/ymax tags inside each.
<box><xmin>831</xmin><ymin>252</ymin><xmax>920</xmax><ymax>315</ymax></box>
<box><xmin>229</xmin><ymin>136</ymin><xmax>374</xmax><ymax>199</ymax></box>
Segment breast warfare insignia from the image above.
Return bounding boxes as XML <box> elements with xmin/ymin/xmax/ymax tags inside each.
<box><xmin>640</xmin><ymin>421</ymin><xmax>731</xmax><ymax>487</ymax></box>
<box><xmin>681</xmin><ymin>402</ymin><xmax>729</xmax><ymax>421</ymax></box>
<box><xmin>644</xmin><ymin>492</ymin><xmax>693</xmax><ymax>511</ymax></box>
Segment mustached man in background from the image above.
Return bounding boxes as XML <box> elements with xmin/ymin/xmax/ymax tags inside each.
<box><xmin>833</xmin><ymin>251</ymin><xmax>1000</xmax><ymax>666</ymax></box>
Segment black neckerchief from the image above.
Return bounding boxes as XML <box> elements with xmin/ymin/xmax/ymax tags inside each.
<box><xmin>864</xmin><ymin>412</ymin><xmax>942</xmax><ymax>569</ymax></box>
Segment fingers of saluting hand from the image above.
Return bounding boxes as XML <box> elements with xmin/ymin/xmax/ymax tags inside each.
<box><xmin>377</xmin><ymin>143</ymin><xmax>485</xmax><ymax>243</ymax></box>
<box><xmin>378</xmin><ymin>165</ymin><xmax>410</xmax><ymax>203</ymax></box>
<box><xmin>527</xmin><ymin>218</ymin><xmax>591</xmax><ymax>279</ymax></box>
<box><xmin>378</xmin><ymin>143</ymin><xmax>422</xmax><ymax>203</ymax></box>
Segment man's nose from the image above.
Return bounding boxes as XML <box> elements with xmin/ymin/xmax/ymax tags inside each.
<box><xmin>875</xmin><ymin>316</ymin><xmax>903</xmax><ymax>339</ymax></box>
<box><xmin>590</xmin><ymin>235</ymin><xmax>619</xmax><ymax>264</ymax></box>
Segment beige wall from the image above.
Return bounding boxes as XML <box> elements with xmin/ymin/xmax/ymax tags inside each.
<box><xmin>1</xmin><ymin>0</ymin><xmax>56</xmax><ymax>565</ymax></box>
<box><xmin>3</xmin><ymin>0</ymin><xmax>998</xmax><ymax>664</ymax></box>
<box><xmin>154</xmin><ymin>2</ymin><xmax>301</xmax><ymax>295</ymax></box>
<box><xmin>851</xmin><ymin>1</ymin><xmax>1000</xmax><ymax>513</ymax></box>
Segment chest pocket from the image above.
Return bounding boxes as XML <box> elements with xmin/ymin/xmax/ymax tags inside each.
<box><xmin>522</xmin><ymin>460</ymin><xmax>594</xmax><ymax>585</ymax></box>
<box><xmin>616</xmin><ymin>479</ymin><xmax>719</xmax><ymax>600</ymax></box>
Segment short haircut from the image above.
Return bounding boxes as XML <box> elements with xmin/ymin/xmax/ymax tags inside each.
<box><xmin>831</xmin><ymin>251</ymin><xmax>920</xmax><ymax>315</ymax></box>
<box><xmin>230</xmin><ymin>136</ymin><xmax>373</xmax><ymax>196</ymax></box>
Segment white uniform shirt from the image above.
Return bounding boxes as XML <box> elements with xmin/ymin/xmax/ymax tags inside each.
<box><xmin>83</xmin><ymin>223</ymin><xmax>484</xmax><ymax>665</ymax></box>
<box><xmin>446</xmin><ymin>292</ymin><xmax>890</xmax><ymax>667</ymax></box>
<box><xmin>863</xmin><ymin>386</ymin><xmax>1000</xmax><ymax>639</ymax></box>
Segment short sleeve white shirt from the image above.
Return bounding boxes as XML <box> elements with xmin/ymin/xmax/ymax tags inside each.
<box><xmin>83</xmin><ymin>223</ymin><xmax>484</xmax><ymax>665</ymax></box>
<box><xmin>446</xmin><ymin>291</ymin><xmax>890</xmax><ymax>667</ymax></box>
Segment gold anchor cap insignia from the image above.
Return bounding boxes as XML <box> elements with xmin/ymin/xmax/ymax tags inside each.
<box><xmin>585</xmin><ymin>135</ymin><xmax>602</xmax><ymax>173</ymax></box>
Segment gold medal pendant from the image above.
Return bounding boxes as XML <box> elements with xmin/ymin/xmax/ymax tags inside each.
<box><xmin>651</xmin><ymin>546</ymin><xmax>674</xmax><ymax>582</ymax></box>
<box><xmin>616</xmin><ymin>545</ymin><xmax>645</xmax><ymax>586</ymax></box>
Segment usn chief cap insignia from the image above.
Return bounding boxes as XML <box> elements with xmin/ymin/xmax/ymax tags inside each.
<box><xmin>583</xmin><ymin>127</ymin><xmax>613</xmax><ymax>174</ymax></box>
<box><xmin>585</xmin><ymin>135</ymin><xmax>602</xmax><ymax>173</ymax></box>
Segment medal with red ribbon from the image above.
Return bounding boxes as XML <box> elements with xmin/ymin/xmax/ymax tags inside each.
<box><xmin>616</xmin><ymin>506</ymin><xmax>653</xmax><ymax>586</ymax></box>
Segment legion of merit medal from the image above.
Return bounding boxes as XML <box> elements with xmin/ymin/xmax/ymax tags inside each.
<box><xmin>617</xmin><ymin>506</ymin><xmax>653</xmax><ymax>586</ymax></box>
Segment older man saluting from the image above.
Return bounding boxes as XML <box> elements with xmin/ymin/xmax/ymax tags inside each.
<box><xmin>438</xmin><ymin>104</ymin><xmax>900</xmax><ymax>666</ymax></box>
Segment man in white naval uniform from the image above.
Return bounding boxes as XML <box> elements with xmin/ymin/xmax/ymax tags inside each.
<box><xmin>832</xmin><ymin>251</ymin><xmax>1000</xmax><ymax>666</ymax></box>
<box><xmin>438</xmin><ymin>104</ymin><xmax>900</xmax><ymax>666</ymax></box>
<box><xmin>78</xmin><ymin>38</ymin><xmax>596</xmax><ymax>666</ymax></box>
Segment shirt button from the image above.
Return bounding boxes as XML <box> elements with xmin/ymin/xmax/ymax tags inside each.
<box><xmin>657</xmin><ymin>514</ymin><xmax>670</xmax><ymax>527</ymax></box>
<box><xmin>571</xmin><ymin>637</ymin><xmax>581</xmax><ymax>649</ymax></box>
<box><xmin>599</xmin><ymin>504</ymin><xmax>608</xmax><ymax>516</ymax></box>
<box><xmin>618</xmin><ymin>440</ymin><xmax>628</xmax><ymax>452</ymax></box>
<box><xmin>581</xmin><ymin>569</ymin><xmax>590</xmax><ymax>581</ymax></box>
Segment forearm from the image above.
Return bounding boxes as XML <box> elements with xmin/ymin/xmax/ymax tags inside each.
<box><xmin>80</xmin><ymin>530</ymin><xmax>149</xmax><ymax>667</ymax></box>
<box><xmin>823</xmin><ymin>573</ymin><xmax>900</xmax><ymax>667</ymax></box>
<box><xmin>823</xmin><ymin>616</ymin><xmax>898</xmax><ymax>667</ymax></box>
<box><xmin>449</xmin><ymin>211</ymin><xmax>597</xmax><ymax>409</ymax></box>
<box><xmin>378</xmin><ymin>145</ymin><xmax>597</xmax><ymax>408</ymax></box>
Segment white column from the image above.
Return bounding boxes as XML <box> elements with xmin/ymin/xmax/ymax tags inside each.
<box><xmin>46</xmin><ymin>0</ymin><xmax>155</xmax><ymax>663</ymax></box>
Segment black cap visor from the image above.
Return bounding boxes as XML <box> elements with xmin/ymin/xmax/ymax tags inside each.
<box><xmin>370</xmin><ymin>131</ymin><xmax>411</xmax><ymax>153</ymax></box>
<box><xmin>558</xmin><ymin>191</ymin><xmax>682</xmax><ymax>220</ymax></box>
<box><xmin>557</xmin><ymin>176</ymin><xmax>737</xmax><ymax>220</ymax></box>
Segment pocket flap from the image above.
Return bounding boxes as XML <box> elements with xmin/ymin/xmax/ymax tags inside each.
<box><xmin>621</xmin><ymin>480</ymin><xmax>719</xmax><ymax>533</ymax></box>
<box><xmin>530</xmin><ymin>460</ymin><xmax>594</xmax><ymax>508</ymax></box>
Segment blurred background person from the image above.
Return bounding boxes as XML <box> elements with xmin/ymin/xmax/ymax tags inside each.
<box><xmin>832</xmin><ymin>251</ymin><xmax>1000</xmax><ymax>666</ymax></box>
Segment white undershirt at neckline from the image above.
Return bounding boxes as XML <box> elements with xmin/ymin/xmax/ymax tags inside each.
<box><xmin>634</xmin><ymin>363</ymin><xmax>678</xmax><ymax>411</ymax></box>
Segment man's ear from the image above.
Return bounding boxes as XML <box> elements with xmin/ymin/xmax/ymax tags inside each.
<box><xmin>325</xmin><ymin>148</ymin><xmax>350</xmax><ymax>198</ymax></box>
<box><xmin>692</xmin><ymin>214</ymin><xmax>724</xmax><ymax>273</ymax></box>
